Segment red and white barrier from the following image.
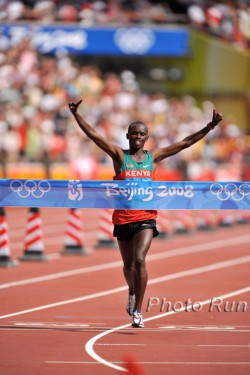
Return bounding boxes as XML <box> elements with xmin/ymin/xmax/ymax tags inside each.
<box><xmin>156</xmin><ymin>210</ymin><xmax>174</xmax><ymax>238</ymax></box>
<box><xmin>61</xmin><ymin>208</ymin><xmax>87</xmax><ymax>255</ymax></box>
<box><xmin>0</xmin><ymin>207</ymin><xmax>17</xmax><ymax>267</ymax></box>
<box><xmin>96</xmin><ymin>209</ymin><xmax>116</xmax><ymax>248</ymax></box>
<box><xmin>234</xmin><ymin>210</ymin><xmax>250</xmax><ymax>224</ymax></box>
<box><xmin>20</xmin><ymin>207</ymin><xmax>48</xmax><ymax>261</ymax></box>
<box><xmin>172</xmin><ymin>210</ymin><xmax>196</xmax><ymax>234</ymax></box>
<box><xmin>193</xmin><ymin>210</ymin><xmax>218</xmax><ymax>231</ymax></box>
<box><xmin>216</xmin><ymin>210</ymin><xmax>235</xmax><ymax>227</ymax></box>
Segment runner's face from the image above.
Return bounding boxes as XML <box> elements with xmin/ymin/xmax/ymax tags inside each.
<box><xmin>127</xmin><ymin>124</ymin><xmax>149</xmax><ymax>149</ymax></box>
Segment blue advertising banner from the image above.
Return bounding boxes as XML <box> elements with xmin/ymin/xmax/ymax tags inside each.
<box><xmin>0</xmin><ymin>24</ymin><xmax>189</xmax><ymax>56</ymax></box>
<box><xmin>0</xmin><ymin>179</ymin><xmax>249</xmax><ymax>210</ymax></box>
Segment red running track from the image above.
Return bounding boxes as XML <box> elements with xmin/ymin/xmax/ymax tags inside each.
<box><xmin>0</xmin><ymin>207</ymin><xmax>249</xmax><ymax>375</ymax></box>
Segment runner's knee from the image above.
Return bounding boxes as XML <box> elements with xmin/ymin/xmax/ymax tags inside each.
<box><xmin>123</xmin><ymin>262</ymin><xmax>134</xmax><ymax>273</ymax></box>
<box><xmin>134</xmin><ymin>254</ymin><xmax>146</xmax><ymax>268</ymax></box>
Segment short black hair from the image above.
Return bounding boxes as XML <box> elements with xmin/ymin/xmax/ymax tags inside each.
<box><xmin>128</xmin><ymin>121</ymin><xmax>148</xmax><ymax>133</ymax></box>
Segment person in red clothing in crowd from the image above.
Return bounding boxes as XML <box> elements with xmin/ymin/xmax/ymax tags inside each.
<box><xmin>69</xmin><ymin>99</ymin><xmax>223</xmax><ymax>328</ymax></box>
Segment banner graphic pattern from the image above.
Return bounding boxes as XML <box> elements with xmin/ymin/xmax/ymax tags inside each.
<box><xmin>0</xmin><ymin>180</ymin><xmax>249</xmax><ymax>210</ymax></box>
<box><xmin>0</xmin><ymin>24</ymin><xmax>189</xmax><ymax>56</ymax></box>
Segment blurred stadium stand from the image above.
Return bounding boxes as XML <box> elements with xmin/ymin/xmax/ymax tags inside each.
<box><xmin>0</xmin><ymin>0</ymin><xmax>250</xmax><ymax>181</ymax></box>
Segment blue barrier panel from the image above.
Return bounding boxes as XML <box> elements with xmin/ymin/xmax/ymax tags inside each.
<box><xmin>0</xmin><ymin>179</ymin><xmax>249</xmax><ymax>210</ymax></box>
<box><xmin>0</xmin><ymin>24</ymin><xmax>189</xmax><ymax>56</ymax></box>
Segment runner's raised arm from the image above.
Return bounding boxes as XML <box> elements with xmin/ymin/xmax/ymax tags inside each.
<box><xmin>152</xmin><ymin>109</ymin><xmax>223</xmax><ymax>164</ymax></box>
<box><xmin>69</xmin><ymin>99</ymin><xmax>123</xmax><ymax>164</ymax></box>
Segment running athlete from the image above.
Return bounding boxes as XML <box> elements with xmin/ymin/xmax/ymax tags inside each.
<box><xmin>69</xmin><ymin>99</ymin><xmax>223</xmax><ymax>328</ymax></box>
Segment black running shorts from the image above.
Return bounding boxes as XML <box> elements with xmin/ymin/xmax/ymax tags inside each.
<box><xmin>113</xmin><ymin>219</ymin><xmax>159</xmax><ymax>242</ymax></box>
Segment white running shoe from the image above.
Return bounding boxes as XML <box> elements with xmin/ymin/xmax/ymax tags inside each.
<box><xmin>126</xmin><ymin>293</ymin><xmax>135</xmax><ymax>316</ymax></box>
<box><xmin>132</xmin><ymin>310</ymin><xmax>144</xmax><ymax>328</ymax></box>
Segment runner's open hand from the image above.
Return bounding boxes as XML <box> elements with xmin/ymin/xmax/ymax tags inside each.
<box><xmin>68</xmin><ymin>100</ymin><xmax>82</xmax><ymax>115</ymax></box>
<box><xmin>210</xmin><ymin>109</ymin><xmax>223</xmax><ymax>129</ymax></box>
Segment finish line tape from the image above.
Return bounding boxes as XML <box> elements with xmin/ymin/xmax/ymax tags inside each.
<box><xmin>0</xmin><ymin>179</ymin><xmax>249</xmax><ymax>210</ymax></box>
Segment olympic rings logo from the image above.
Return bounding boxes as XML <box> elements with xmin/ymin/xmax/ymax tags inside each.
<box><xmin>10</xmin><ymin>180</ymin><xmax>51</xmax><ymax>198</ymax></box>
<box><xmin>210</xmin><ymin>183</ymin><xmax>250</xmax><ymax>201</ymax></box>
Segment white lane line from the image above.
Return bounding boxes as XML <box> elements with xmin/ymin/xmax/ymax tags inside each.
<box><xmin>45</xmin><ymin>361</ymin><xmax>113</xmax><ymax>364</ymax></box>
<box><xmin>0</xmin><ymin>285</ymin><xmax>127</xmax><ymax>319</ymax></box>
<box><xmin>96</xmin><ymin>343</ymin><xmax>249</xmax><ymax>347</ymax></box>
<box><xmin>145</xmin><ymin>255</ymin><xmax>250</xmax><ymax>286</ymax></box>
<box><xmin>198</xmin><ymin>345</ymin><xmax>250</xmax><ymax>347</ymax></box>
<box><xmin>1</xmin><ymin>233</ymin><xmax>250</xmax><ymax>290</ymax></box>
<box><xmin>8</xmin><ymin>224</ymin><xmax>65</xmax><ymax>237</ymax></box>
<box><xmin>96</xmin><ymin>343</ymin><xmax>249</xmax><ymax>348</ymax></box>
<box><xmin>85</xmin><ymin>286</ymin><xmax>250</xmax><ymax>372</ymax></box>
<box><xmin>0</xmin><ymin>328</ymin><xmax>52</xmax><ymax>331</ymax></box>
<box><xmin>13</xmin><ymin>322</ymin><xmax>90</xmax><ymax>327</ymax></box>
<box><xmin>159</xmin><ymin>326</ymin><xmax>250</xmax><ymax>332</ymax></box>
<box><xmin>9</xmin><ymin>231</ymin><xmax>98</xmax><ymax>248</ymax></box>
<box><xmin>0</xmin><ymin>256</ymin><xmax>249</xmax><ymax>320</ymax></box>
<box><xmin>96</xmin><ymin>344</ymin><xmax>146</xmax><ymax>346</ymax></box>
<box><xmin>9</xmin><ymin>224</ymin><xmax>97</xmax><ymax>237</ymax></box>
<box><xmin>46</xmin><ymin>253</ymin><xmax>61</xmax><ymax>260</ymax></box>
<box><xmin>0</xmin><ymin>260</ymin><xmax>122</xmax><ymax>290</ymax></box>
<box><xmin>45</xmin><ymin>361</ymin><xmax>250</xmax><ymax>365</ymax></box>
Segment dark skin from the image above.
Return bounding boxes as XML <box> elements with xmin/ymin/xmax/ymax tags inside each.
<box><xmin>69</xmin><ymin>99</ymin><xmax>223</xmax><ymax>312</ymax></box>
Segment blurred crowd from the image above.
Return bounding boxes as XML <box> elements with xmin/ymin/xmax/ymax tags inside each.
<box><xmin>0</xmin><ymin>0</ymin><xmax>250</xmax><ymax>50</ymax></box>
<box><xmin>0</xmin><ymin>37</ymin><xmax>249</xmax><ymax>181</ymax></box>
<box><xmin>188</xmin><ymin>0</ymin><xmax>250</xmax><ymax>50</ymax></box>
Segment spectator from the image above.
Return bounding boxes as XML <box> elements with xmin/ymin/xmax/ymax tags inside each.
<box><xmin>0</xmin><ymin>1</ymin><xmax>249</xmax><ymax>49</ymax></box>
<box><xmin>0</xmin><ymin>34</ymin><xmax>248</xmax><ymax>181</ymax></box>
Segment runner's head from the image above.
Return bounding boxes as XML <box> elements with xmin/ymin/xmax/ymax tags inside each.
<box><xmin>126</xmin><ymin>121</ymin><xmax>149</xmax><ymax>149</ymax></box>
<box><xmin>127</xmin><ymin>121</ymin><xmax>148</xmax><ymax>134</ymax></box>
